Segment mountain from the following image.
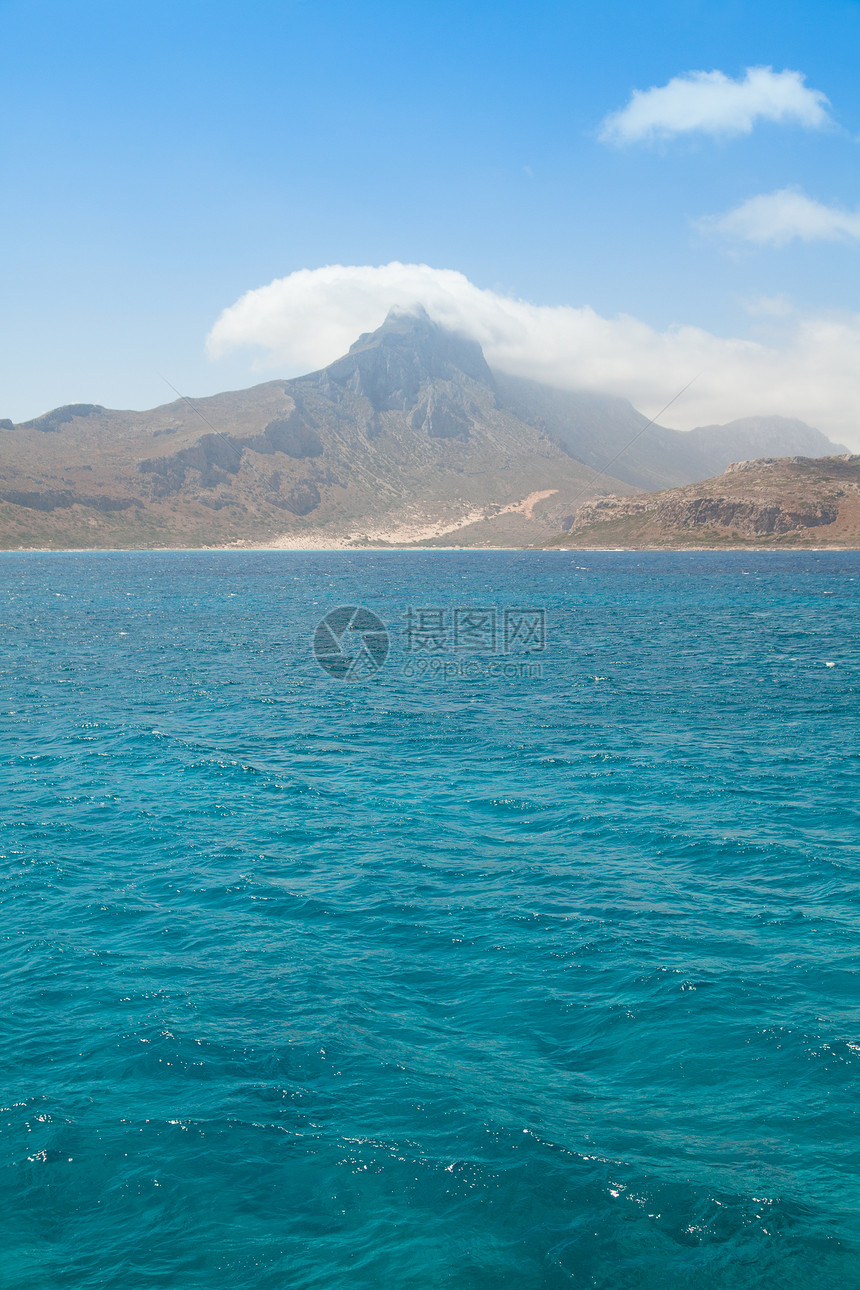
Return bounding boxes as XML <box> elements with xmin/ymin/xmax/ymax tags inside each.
<box><xmin>494</xmin><ymin>376</ymin><xmax>846</xmax><ymax>491</ymax></box>
<box><xmin>555</xmin><ymin>454</ymin><xmax>860</xmax><ymax>548</ymax></box>
<box><xmin>681</xmin><ymin>416</ymin><xmax>845</xmax><ymax>481</ymax></box>
<box><xmin>0</xmin><ymin>309</ymin><xmax>849</xmax><ymax>549</ymax></box>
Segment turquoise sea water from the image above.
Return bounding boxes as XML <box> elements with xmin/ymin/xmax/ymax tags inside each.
<box><xmin>2</xmin><ymin>550</ymin><xmax>859</xmax><ymax>1289</ymax></box>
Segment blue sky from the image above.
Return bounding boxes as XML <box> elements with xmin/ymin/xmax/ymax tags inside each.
<box><xmin>2</xmin><ymin>0</ymin><xmax>860</xmax><ymax>439</ymax></box>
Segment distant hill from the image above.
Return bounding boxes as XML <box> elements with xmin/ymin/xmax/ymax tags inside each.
<box><xmin>0</xmin><ymin>309</ymin><xmax>849</xmax><ymax>548</ymax></box>
<box><xmin>681</xmin><ymin>416</ymin><xmax>845</xmax><ymax>481</ymax></box>
<box><xmin>495</xmin><ymin>377</ymin><xmax>846</xmax><ymax>491</ymax></box>
<box><xmin>554</xmin><ymin>455</ymin><xmax>860</xmax><ymax>548</ymax></box>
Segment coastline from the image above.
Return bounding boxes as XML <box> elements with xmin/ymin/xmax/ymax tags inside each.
<box><xmin>3</xmin><ymin>543</ymin><xmax>860</xmax><ymax>555</ymax></box>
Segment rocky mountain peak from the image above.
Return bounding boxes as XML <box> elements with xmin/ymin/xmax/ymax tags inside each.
<box><xmin>313</xmin><ymin>306</ymin><xmax>495</xmax><ymax>416</ymax></box>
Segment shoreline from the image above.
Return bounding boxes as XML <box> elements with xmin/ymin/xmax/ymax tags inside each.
<box><xmin>3</xmin><ymin>543</ymin><xmax>860</xmax><ymax>555</ymax></box>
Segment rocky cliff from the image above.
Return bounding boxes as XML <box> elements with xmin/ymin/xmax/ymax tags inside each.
<box><xmin>557</xmin><ymin>456</ymin><xmax>860</xmax><ymax>548</ymax></box>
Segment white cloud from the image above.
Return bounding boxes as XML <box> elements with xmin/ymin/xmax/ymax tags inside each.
<box><xmin>599</xmin><ymin>66</ymin><xmax>831</xmax><ymax>144</ymax></box>
<box><xmin>206</xmin><ymin>262</ymin><xmax>860</xmax><ymax>448</ymax></box>
<box><xmin>703</xmin><ymin>188</ymin><xmax>860</xmax><ymax>245</ymax></box>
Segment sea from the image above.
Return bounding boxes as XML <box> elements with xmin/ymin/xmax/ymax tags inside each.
<box><xmin>2</xmin><ymin>549</ymin><xmax>859</xmax><ymax>1290</ymax></box>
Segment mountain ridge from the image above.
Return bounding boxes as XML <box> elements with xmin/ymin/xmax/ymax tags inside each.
<box><xmin>0</xmin><ymin>310</ymin><xmax>849</xmax><ymax>548</ymax></box>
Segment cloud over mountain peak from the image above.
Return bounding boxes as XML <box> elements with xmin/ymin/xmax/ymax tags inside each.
<box><xmin>206</xmin><ymin>262</ymin><xmax>860</xmax><ymax>447</ymax></box>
